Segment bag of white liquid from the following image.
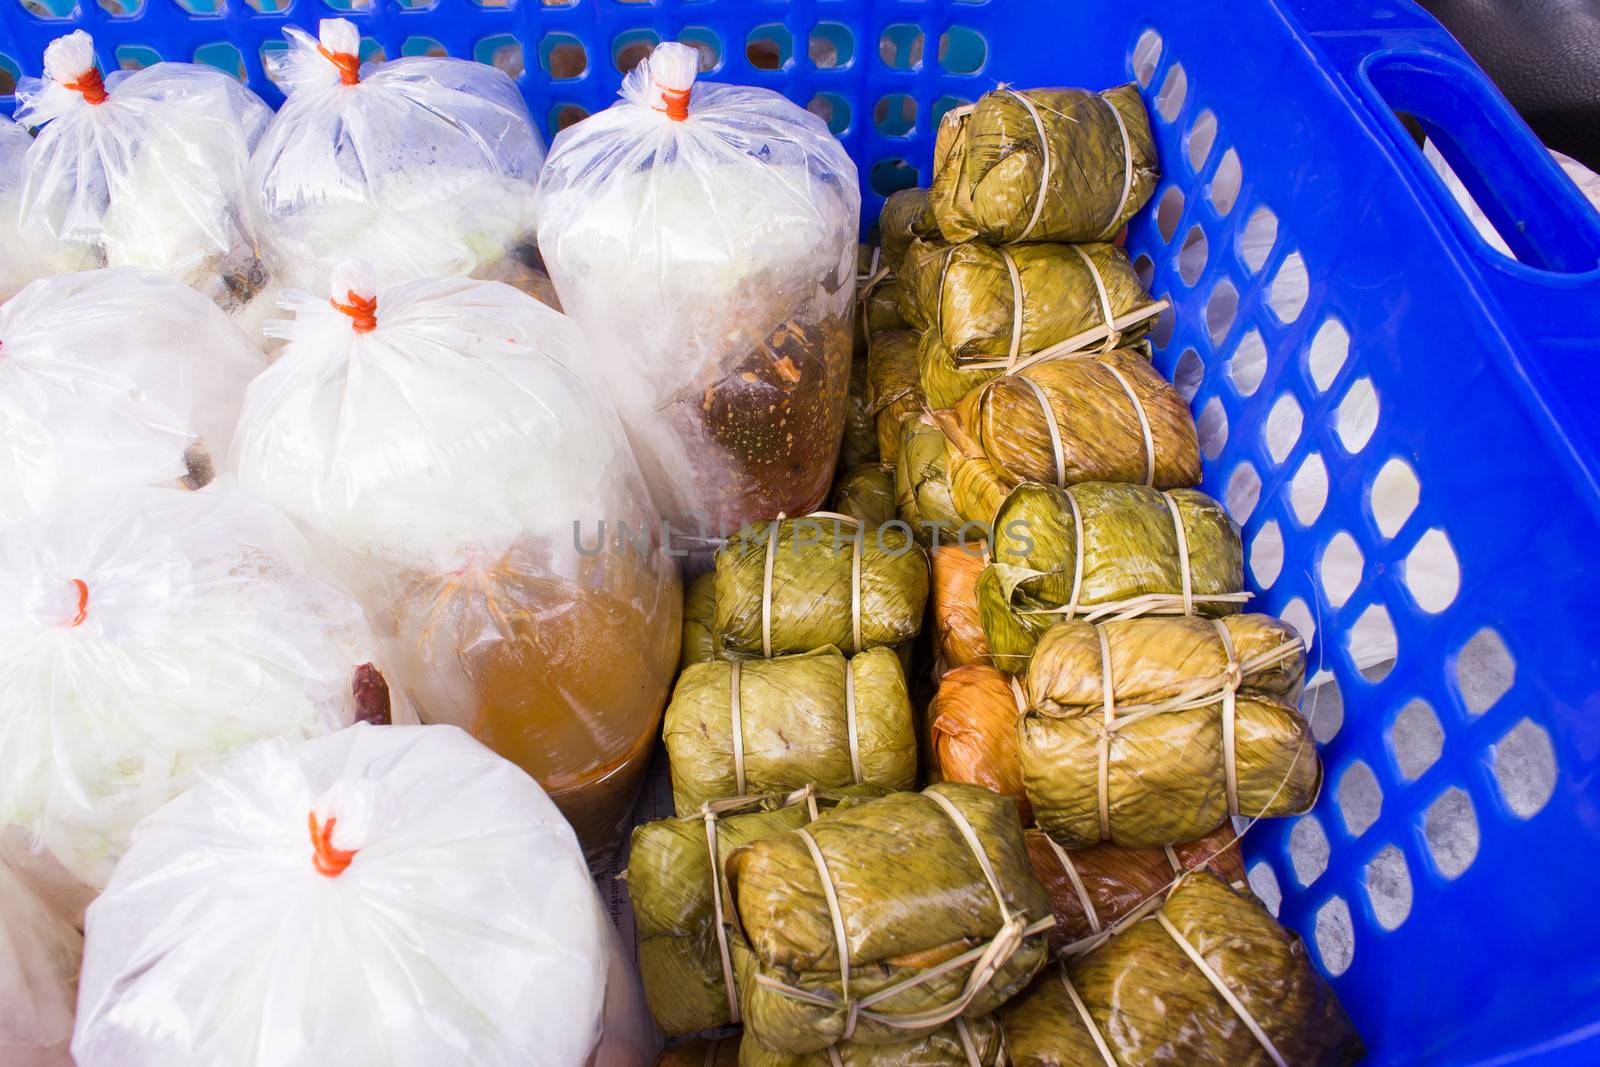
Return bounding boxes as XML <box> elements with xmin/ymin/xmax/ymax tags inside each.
<box><xmin>14</xmin><ymin>31</ymin><xmax>272</xmax><ymax>315</ymax></box>
<box><xmin>538</xmin><ymin>42</ymin><xmax>859</xmax><ymax>554</ymax></box>
<box><xmin>0</xmin><ymin>267</ymin><xmax>264</xmax><ymax>522</ymax></box>
<box><xmin>231</xmin><ymin>259</ymin><xmax>681</xmax><ymax>860</ymax></box>
<box><xmin>73</xmin><ymin>723</ymin><xmax>659</xmax><ymax>1067</ymax></box>
<box><xmin>250</xmin><ymin>18</ymin><xmax>545</xmax><ymax>293</ymax></box>
<box><xmin>0</xmin><ymin>485</ymin><xmax>400</xmax><ymax>890</ymax></box>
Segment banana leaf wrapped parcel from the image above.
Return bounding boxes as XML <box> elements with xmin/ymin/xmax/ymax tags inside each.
<box><xmin>1021</xmin><ymin>614</ymin><xmax>1317</xmax><ymax>848</ymax></box>
<box><xmin>1024</xmin><ymin>826</ymin><xmax>1245</xmax><ymax>955</ymax></box>
<box><xmin>930</xmin><ymin>544</ymin><xmax>991</xmax><ymax>673</ymax></box>
<box><xmin>740</xmin><ymin>1017</ymin><xmax>1006</xmax><ymax>1066</ymax></box>
<box><xmin>978</xmin><ymin>482</ymin><xmax>1246</xmax><ymax>670</ymax></box>
<box><xmin>728</xmin><ymin>782</ymin><xmax>1055</xmax><ymax>1051</ymax></box>
<box><xmin>659</xmin><ymin>1038</ymin><xmax>741</xmax><ymax>1067</ymax></box>
<box><xmin>682</xmin><ymin>572</ymin><xmax>722</xmax><ymax>669</ymax></box>
<box><xmin>663</xmin><ymin>646</ymin><xmax>918</xmax><ymax>814</ymax></box>
<box><xmin>630</xmin><ymin>786</ymin><xmax>883</xmax><ymax>1034</ymax></box>
<box><xmin>898</xmin><ymin>240</ymin><xmax>1157</xmax><ymax>362</ymax></box>
<box><xmin>878</xmin><ymin>188</ymin><xmax>941</xmax><ymax>273</ymax></box>
<box><xmin>1000</xmin><ymin>873</ymin><xmax>1362</xmax><ymax>1065</ymax></box>
<box><xmin>867</xmin><ymin>330</ymin><xmax>925</xmax><ymax>464</ymax></box>
<box><xmin>714</xmin><ymin>516</ymin><xmax>928</xmax><ymax>657</ymax></box>
<box><xmin>862</xmin><ymin>275</ymin><xmax>910</xmax><ymax>348</ymax></box>
<box><xmin>930</xmin><ymin>665</ymin><xmax>1029</xmax><ymax>819</ymax></box>
<box><xmin>832</xmin><ymin>464</ymin><xmax>898</xmax><ymax>527</ymax></box>
<box><xmin>918</xmin><ymin>330</ymin><xmax>1001</xmax><ymax>411</ymax></box>
<box><xmin>949</xmin><ymin>350</ymin><xmax>1200</xmax><ymax>496</ymax></box>
<box><xmin>840</xmin><ymin>352</ymin><xmax>878</xmax><ymax>467</ymax></box>
<box><xmin>895</xmin><ymin>417</ymin><xmax>979</xmax><ymax>546</ymax></box>
<box><xmin>930</xmin><ymin>85</ymin><xmax>1159</xmax><ymax>245</ymax></box>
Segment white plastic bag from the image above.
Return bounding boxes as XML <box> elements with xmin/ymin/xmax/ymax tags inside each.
<box><xmin>0</xmin><ymin>267</ymin><xmax>265</xmax><ymax>522</ymax></box>
<box><xmin>14</xmin><ymin>31</ymin><xmax>272</xmax><ymax>314</ymax></box>
<box><xmin>0</xmin><ymin>485</ymin><xmax>399</xmax><ymax>889</ymax></box>
<box><xmin>538</xmin><ymin>42</ymin><xmax>859</xmax><ymax>551</ymax></box>
<box><xmin>231</xmin><ymin>259</ymin><xmax>680</xmax><ymax>858</ymax></box>
<box><xmin>73</xmin><ymin>723</ymin><xmax>658</xmax><ymax>1067</ymax></box>
<box><xmin>0</xmin><ymin>832</ymin><xmax>80</xmax><ymax>1067</ymax></box>
<box><xmin>0</xmin><ymin>119</ymin><xmax>53</xmax><ymax>303</ymax></box>
<box><xmin>250</xmin><ymin>18</ymin><xmax>545</xmax><ymax>293</ymax></box>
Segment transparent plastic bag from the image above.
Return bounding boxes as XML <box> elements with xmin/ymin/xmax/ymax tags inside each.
<box><xmin>0</xmin><ymin>119</ymin><xmax>52</xmax><ymax>303</ymax></box>
<box><xmin>539</xmin><ymin>42</ymin><xmax>860</xmax><ymax>551</ymax></box>
<box><xmin>0</xmin><ymin>833</ymin><xmax>80</xmax><ymax>1067</ymax></box>
<box><xmin>0</xmin><ymin>485</ymin><xmax>397</xmax><ymax>889</ymax></box>
<box><xmin>250</xmin><ymin>18</ymin><xmax>545</xmax><ymax>293</ymax></box>
<box><xmin>73</xmin><ymin>723</ymin><xmax>659</xmax><ymax>1067</ymax></box>
<box><xmin>14</xmin><ymin>31</ymin><xmax>273</xmax><ymax>314</ymax></box>
<box><xmin>0</xmin><ymin>267</ymin><xmax>265</xmax><ymax>522</ymax></box>
<box><xmin>231</xmin><ymin>259</ymin><xmax>681</xmax><ymax>859</ymax></box>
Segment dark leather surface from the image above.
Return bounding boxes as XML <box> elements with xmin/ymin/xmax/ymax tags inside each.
<box><xmin>1420</xmin><ymin>0</ymin><xmax>1600</xmax><ymax>168</ymax></box>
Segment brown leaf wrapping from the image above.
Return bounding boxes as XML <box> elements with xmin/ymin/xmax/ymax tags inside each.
<box><xmin>950</xmin><ymin>350</ymin><xmax>1200</xmax><ymax>493</ymax></box>
<box><xmin>929</xmin><ymin>84</ymin><xmax>1159</xmax><ymax>244</ymax></box>
<box><xmin>929</xmin><ymin>544</ymin><xmax>991</xmax><ymax>673</ymax></box>
<box><xmin>1000</xmin><ymin>873</ymin><xmax>1362</xmax><ymax>1065</ymax></box>
<box><xmin>1022</xmin><ymin>826</ymin><xmax>1245</xmax><ymax>955</ymax></box>
<box><xmin>930</xmin><ymin>665</ymin><xmax>1028</xmax><ymax>820</ymax></box>
<box><xmin>728</xmin><ymin>782</ymin><xmax>1053</xmax><ymax>1051</ymax></box>
<box><xmin>897</xmin><ymin>240</ymin><xmax>1154</xmax><ymax>362</ymax></box>
<box><xmin>1021</xmin><ymin>615</ymin><xmax>1319</xmax><ymax>847</ymax></box>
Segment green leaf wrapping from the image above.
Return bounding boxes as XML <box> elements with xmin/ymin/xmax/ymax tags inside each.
<box><xmin>930</xmin><ymin>84</ymin><xmax>1159</xmax><ymax>244</ymax></box>
<box><xmin>714</xmin><ymin>518</ymin><xmax>929</xmax><ymax>657</ymax></box>
<box><xmin>630</xmin><ymin>788</ymin><xmax>884</xmax><ymax>1034</ymax></box>
<box><xmin>663</xmin><ymin>647</ymin><xmax>918</xmax><ymax>814</ymax></box>
<box><xmin>738</xmin><ymin>1016</ymin><xmax>1006</xmax><ymax>1066</ymax></box>
<box><xmin>681</xmin><ymin>571</ymin><xmax>721</xmax><ymax>670</ymax></box>
<box><xmin>866</xmin><ymin>330</ymin><xmax>924</xmax><ymax>465</ymax></box>
<box><xmin>917</xmin><ymin>330</ymin><xmax>1000</xmax><ymax>411</ymax></box>
<box><xmin>728</xmin><ymin>782</ymin><xmax>1054</xmax><ymax>1052</ymax></box>
<box><xmin>1019</xmin><ymin>614</ymin><xmax>1318</xmax><ymax>848</ymax></box>
<box><xmin>949</xmin><ymin>350</ymin><xmax>1198</xmax><ymax>493</ymax></box>
<box><xmin>832</xmin><ymin>464</ymin><xmax>898</xmax><ymax>528</ymax></box>
<box><xmin>979</xmin><ymin>482</ymin><xmax>1245</xmax><ymax>669</ymax></box>
<box><xmin>894</xmin><ymin>417</ymin><xmax>969</xmax><ymax>546</ymax></box>
<box><xmin>1000</xmin><ymin>874</ymin><xmax>1362</xmax><ymax>1065</ymax></box>
<box><xmin>897</xmin><ymin>240</ymin><xmax>1154</xmax><ymax>362</ymax></box>
<box><xmin>840</xmin><ymin>352</ymin><xmax>879</xmax><ymax>468</ymax></box>
<box><xmin>878</xmin><ymin>188</ymin><xmax>942</xmax><ymax>274</ymax></box>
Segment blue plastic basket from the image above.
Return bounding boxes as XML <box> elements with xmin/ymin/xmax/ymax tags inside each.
<box><xmin>5</xmin><ymin>0</ymin><xmax>1600</xmax><ymax>1062</ymax></box>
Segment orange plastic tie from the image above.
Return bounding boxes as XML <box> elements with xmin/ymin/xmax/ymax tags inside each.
<box><xmin>660</xmin><ymin>86</ymin><xmax>690</xmax><ymax>121</ymax></box>
<box><xmin>317</xmin><ymin>44</ymin><xmax>361</xmax><ymax>86</ymax></box>
<box><xmin>330</xmin><ymin>290</ymin><xmax>377</xmax><ymax>333</ymax></box>
<box><xmin>308</xmin><ymin>812</ymin><xmax>358</xmax><ymax>877</ymax></box>
<box><xmin>68</xmin><ymin>578</ymin><xmax>88</xmax><ymax>626</ymax></box>
<box><xmin>63</xmin><ymin>67</ymin><xmax>107</xmax><ymax>105</ymax></box>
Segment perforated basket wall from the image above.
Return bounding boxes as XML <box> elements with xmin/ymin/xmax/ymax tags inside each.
<box><xmin>4</xmin><ymin>1</ymin><xmax>1600</xmax><ymax>1063</ymax></box>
